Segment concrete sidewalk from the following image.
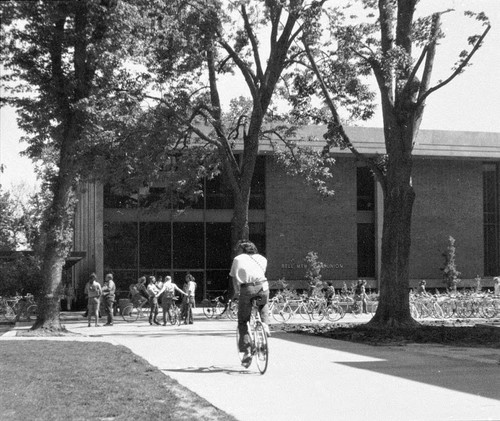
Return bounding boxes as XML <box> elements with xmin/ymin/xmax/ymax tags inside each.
<box><xmin>4</xmin><ymin>311</ymin><xmax>500</xmax><ymax>420</ymax></box>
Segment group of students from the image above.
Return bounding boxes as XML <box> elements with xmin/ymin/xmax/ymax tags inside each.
<box><xmin>84</xmin><ymin>273</ymin><xmax>116</xmax><ymax>327</ymax></box>
<box><xmin>128</xmin><ymin>273</ymin><xmax>197</xmax><ymax>326</ymax></box>
<box><xmin>84</xmin><ymin>272</ymin><xmax>197</xmax><ymax>327</ymax></box>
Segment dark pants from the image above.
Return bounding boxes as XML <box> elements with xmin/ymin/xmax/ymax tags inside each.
<box><xmin>162</xmin><ymin>297</ymin><xmax>173</xmax><ymax>324</ymax></box>
<box><xmin>182</xmin><ymin>296</ymin><xmax>195</xmax><ymax>324</ymax></box>
<box><xmin>237</xmin><ymin>284</ymin><xmax>270</xmax><ymax>353</ymax></box>
<box><xmin>149</xmin><ymin>297</ymin><xmax>159</xmax><ymax>323</ymax></box>
<box><xmin>104</xmin><ymin>296</ymin><xmax>114</xmax><ymax>324</ymax></box>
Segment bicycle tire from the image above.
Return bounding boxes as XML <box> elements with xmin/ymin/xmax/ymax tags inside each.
<box><xmin>4</xmin><ymin>305</ymin><xmax>16</xmax><ymax>321</ymax></box>
<box><xmin>228</xmin><ymin>301</ymin><xmax>238</xmax><ymax>320</ymax></box>
<box><xmin>481</xmin><ymin>300</ymin><xmax>497</xmax><ymax>319</ymax></box>
<box><xmin>312</xmin><ymin>302</ymin><xmax>325</xmax><ymax>321</ymax></box>
<box><xmin>254</xmin><ymin>321</ymin><xmax>269</xmax><ymax>374</ymax></box>
<box><xmin>121</xmin><ymin>304</ymin><xmax>139</xmax><ymax>322</ymax></box>
<box><xmin>326</xmin><ymin>304</ymin><xmax>344</xmax><ymax>322</ymax></box>
<box><xmin>271</xmin><ymin>302</ymin><xmax>289</xmax><ymax>323</ymax></box>
<box><xmin>298</xmin><ymin>303</ymin><xmax>311</xmax><ymax>320</ymax></box>
<box><xmin>26</xmin><ymin>304</ymin><xmax>38</xmax><ymax>321</ymax></box>
<box><xmin>203</xmin><ymin>303</ymin><xmax>216</xmax><ymax>319</ymax></box>
<box><xmin>432</xmin><ymin>302</ymin><xmax>444</xmax><ymax>319</ymax></box>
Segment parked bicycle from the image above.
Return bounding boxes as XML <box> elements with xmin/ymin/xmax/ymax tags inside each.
<box><xmin>203</xmin><ymin>295</ymin><xmax>237</xmax><ymax>319</ymax></box>
<box><xmin>236</xmin><ymin>296</ymin><xmax>269</xmax><ymax>374</ymax></box>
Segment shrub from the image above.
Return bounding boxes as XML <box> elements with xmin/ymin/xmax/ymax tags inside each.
<box><xmin>0</xmin><ymin>254</ymin><xmax>42</xmax><ymax>297</ymax></box>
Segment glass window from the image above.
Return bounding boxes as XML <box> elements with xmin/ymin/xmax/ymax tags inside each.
<box><xmin>173</xmin><ymin>223</ymin><xmax>204</xmax><ymax>269</ymax></box>
<box><xmin>357</xmin><ymin>166</ymin><xmax>375</xmax><ymax>211</ymax></box>
<box><xmin>206</xmin><ymin>270</ymin><xmax>231</xmax><ymax>297</ymax></box>
<box><xmin>104</xmin><ymin>222</ymin><xmax>138</xmax><ymax>269</ymax></box>
<box><xmin>483</xmin><ymin>164</ymin><xmax>499</xmax><ymax>276</ymax></box>
<box><xmin>250</xmin><ymin>222</ymin><xmax>266</xmax><ymax>255</ymax></box>
<box><xmin>139</xmin><ymin>223</ymin><xmax>171</xmax><ymax>269</ymax></box>
<box><xmin>357</xmin><ymin>223</ymin><xmax>375</xmax><ymax>277</ymax></box>
<box><xmin>206</xmin><ymin>223</ymin><xmax>232</xmax><ymax>269</ymax></box>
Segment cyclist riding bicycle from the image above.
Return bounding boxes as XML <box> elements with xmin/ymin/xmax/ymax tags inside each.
<box><xmin>230</xmin><ymin>240</ymin><xmax>271</xmax><ymax>368</ymax></box>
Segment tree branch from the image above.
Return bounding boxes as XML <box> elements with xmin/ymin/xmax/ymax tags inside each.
<box><xmin>417</xmin><ymin>23</ymin><xmax>491</xmax><ymax>106</ymax></box>
<box><xmin>241</xmin><ymin>4</ymin><xmax>264</xmax><ymax>83</ymax></box>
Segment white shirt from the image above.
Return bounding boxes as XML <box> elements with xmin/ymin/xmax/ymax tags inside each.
<box><xmin>230</xmin><ymin>253</ymin><xmax>267</xmax><ymax>285</ymax></box>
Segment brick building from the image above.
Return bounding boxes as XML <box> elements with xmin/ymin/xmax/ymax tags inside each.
<box><xmin>70</xmin><ymin>126</ymin><xmax>500</xmax><ymax>304</ymax></box>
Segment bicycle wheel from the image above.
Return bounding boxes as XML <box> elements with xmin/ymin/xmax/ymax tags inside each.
<box><xmin>312</xmin><ymin>302</ymin><xmax>325</xmax><ymax>321</ymax></box>
<box><xmin>4</xmin><ymin>305</ymin><xmax>16</xmax><ymax>321</ymax></box>
<box><xmin>203</xmin><ymin>302</ymin><xmax>216</xmax><ymax>319</ymax></box>
<box><xmin>410</xmin><ymin>303</ymin><xmax>419</xmax><ymax>319</ymax></box>
<box><xmin>326</xmin><ymin>304</ymin><xmax>344</xmax><ymax>322</ymax></box>
<box><xmin>26</xmin><ymin>304</ymin><xmax>38</xmax><ymax>321</ymax></box>
<box><xmin>228</xmin><ymin>301</ymin><xmax>238</xmax><ymax>320</ymax></box>
<box><xmin>298</xmin><ymin>303</ymin><xmax>311</xmax><ymax>320</ymax></box>
<box><xmin>140</xmin><ymin>302</ymin><xmax>151</xmax><ymax>320</ymax></box>
<box><xmin>432</xmin><ymin>302</ymin><xmax>444</xmax><ymax>319</ymax></box>
<box><xmin>254</xmin><ymin>321</ymin><xmax>269</xmax><ymax>374</ymax></box>
<box><xmin>121</xmin><ymin>304</ymin><xmax>139</xmax><ymax>322</ymax></box>
<box><xmin>271</xmin><ymin>302</ymin><xmax>290</xmax><ymax>323</ymax></box>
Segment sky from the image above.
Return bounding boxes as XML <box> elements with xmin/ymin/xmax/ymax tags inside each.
<box><xmin>1</xmin><ymin>0</ymin><xmax>499</xmax><ymax>191</ymax></box>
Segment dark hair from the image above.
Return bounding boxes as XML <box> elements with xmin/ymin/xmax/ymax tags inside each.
<box><xmin>235</xmin><ymin>240</ymin><xmax>258</xmax><ymax>255</ymax></box>
<box><xmin>90</xmin><ymin>273</ymin><xmax>97</xmax><ymax>281</ymax></box>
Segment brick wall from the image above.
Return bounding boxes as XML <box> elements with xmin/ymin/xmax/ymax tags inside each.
<box><xmin>266</xmin><ymin>157</ymin><xmax>359</xmax><ymax>282</ymax></box>
<box><xmin>410</xmin><ymin>159</ymin><xmax>483</xmax><ymax>282</ymax></box>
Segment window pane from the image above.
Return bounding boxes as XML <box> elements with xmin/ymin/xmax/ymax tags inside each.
<box><xmin>104</xmin><ymin>222</ymin><xmax>138</xmax><ymax>269</ymax></box>
<box><xmin>250</xmin><ymin>222</ymin><xmax>266</xmax><ymax>255</ymax></box>
<box><xmin>139</xmin><ymin>223</ymin><xmax>171</xmax><ymax>269</ymax></box>
<box><xmin>357</xmin><ymin>167</ymin><xmax>375</xmax><ymax>211</ymax></box>
<box><xmin>206</xmin><ymin>223</ymin><xmax>232</xmax><ymax>269</ymax></box>
<box><xmin>357</xmin><ymin>223</ymin><xmax>375</xmax><ymax>277</ymax></box>
<box><xmin>173</xmin><ymin>223</ymin><xmax>204</xmax><ymax>269</ymax></box>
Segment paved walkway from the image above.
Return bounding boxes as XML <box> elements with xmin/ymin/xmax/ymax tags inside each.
<box><xmin>3</xmin><ymin>311</ymin><xmax>500</xmax><ymax>420</ymax></box>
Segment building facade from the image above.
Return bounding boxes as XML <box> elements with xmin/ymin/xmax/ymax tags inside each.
<box><xmin>70</xmin><ymin>127</ymin><xmax>500</xmax><ymax>304</ymax></box>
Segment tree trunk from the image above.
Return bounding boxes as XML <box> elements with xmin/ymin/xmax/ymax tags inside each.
<box><xmin>32</xmin><ymin>123</ymin><xmax>79</xmax><ymax>331</ymax></box>
<box><xmin>369</xmin><ymin>123</ymin><xmax>420</xmax><ymax>328</ymax></box>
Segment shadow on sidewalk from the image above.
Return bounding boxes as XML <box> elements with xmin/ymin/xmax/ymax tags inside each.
<box><xmin>273</xmin><ymin>331</ymin><xmax>500</xmax><ymax>401</ymax></box>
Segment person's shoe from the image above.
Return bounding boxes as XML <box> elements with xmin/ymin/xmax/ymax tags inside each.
<box><xmin>241</xmin><ymin>352</ymin><xmax>252</xmax><ymax>368</ymax></box>
<box><xmin>154</xmin><ymin>320</ymin><xmax>160</xmax><ymax>325</ymax></box>
<box><xmin>262</xmin><ymin>323</ymin><xmax>271</xmax><ymax>337</ymax></box>
<box><xmin>88</xmin><ymin>323</ymin><xmax>91</xmax><ymax>327</ymax></box>
<box><xmin>104</xmin><ymin>323</ymin><xmax>113</xmax><ymax>326</ymax></box>
<box><xmin>149</xmin><ymin>321</ymin><xmax>153</xmax><ymax>325</ymax></box>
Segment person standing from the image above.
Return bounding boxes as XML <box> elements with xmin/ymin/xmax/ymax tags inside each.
<box><xmin>355</xmin><ymin>279</ymin><xmax>368</xmax><ymax>314</ymax></box>
<box><xmin>182</xmin><ymin>272</ymin><xmax>197</xmax><ymax>324</ymax></box>
<box><xmin>230</xmin><ymin>240</ymin><xmax>270</xmax><ymax>368</ymax></box>
<box><xmin>494</xmin><ymin>276</ymin><xmax>500</xmax><ymax>296</ymax></box>
<box><xmin>102</xmin><ymin>273</ymin><xmax>116</xmax><ymax>326</ymax></box>
<box><xmin>161</xmin><ymin>276</ymin><xmax>187</xmax><ymax>325</ymax></box>
<box><xmin>146</xmin><ymin>276</ymin><xmax>161</xmax><ymax>325</ymax></box>
<box><xmin>84</xmin><ymin>273</ymin><xmax>102</xmax><ymax>327</ymax></box>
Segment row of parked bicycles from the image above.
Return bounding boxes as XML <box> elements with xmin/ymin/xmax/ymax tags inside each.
<box><xmin>410</xmin><ymin>293</ymin><xmax>500</xmax><ymax>319</ymax></box>
<box><xmin>0</xmin><ymin>294</ymin><xmax>38</xmax><ymax>322</ymax></box>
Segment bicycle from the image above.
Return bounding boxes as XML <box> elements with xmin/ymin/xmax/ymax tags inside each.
<box><xmin>203</xmin><ymin>295</ymin><xmax>226</xmax><ymax>319</ymax></box>
<box><xmin>121</xmin><ymin>298</ymin><xmax>151</xmax><ymax>323</ymax></box>
<box><xmin>236</xmin><ymin>296</ymin><xmax>269</xmax><ymax>374</ymax></box>
<box><xmin>165</xmin><ymin>297</ymin><xmax>182</xmax><ymax>326</ymax></box>
<box><xmin>269</xmin><ymin>296</ymin><xmax>291</xmax><ymax>322</ymax></box>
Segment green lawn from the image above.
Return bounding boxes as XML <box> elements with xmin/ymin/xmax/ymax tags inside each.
<box><xmin>0</xmin><ymin>340</ymin><xmax>236</xmax><ymax>421</ymax></box>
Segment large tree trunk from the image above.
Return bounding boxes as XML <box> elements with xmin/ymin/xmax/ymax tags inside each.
<box><xmin>32</xmin><ymin>123</ymin><xmax>79</xmax><ymax>331</ymax></box>
<box><xmin>369</xmin><ymin>120</ymin><xmax>420</xmax><ymax>328</ymax></box>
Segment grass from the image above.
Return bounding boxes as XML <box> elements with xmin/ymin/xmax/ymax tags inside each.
<box><xmin>275</xmin><ymin>320</ymin><xmax>500</xmax><ymax>348</ymax></box>
<box><xmin>0</xmin><ymin>340</ymin><xmax>236</xmax><ymax>421</ymax></box>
